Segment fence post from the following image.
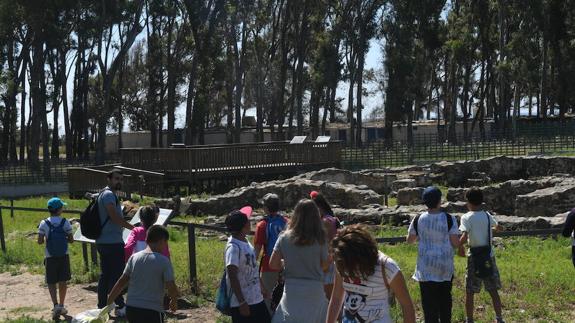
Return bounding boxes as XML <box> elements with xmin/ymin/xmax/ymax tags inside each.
<box><xmin>82</xmin><ymin>243</ymin><xmax>89</xmax><ymax>272</ymax></box>
<box><xmin>0</xmin><ymin>208</ymin><xmax>5</xmax><ymax>252</ymax></box>
<box><xmin>90</xmin><ymin>244</ymin><xmax>98</xmax><ymax>266</ymax></box>
<box><xmin>10</xmin><ymin>199</ymin><xmax>14</xmax><ymax>219</ymax></box>
<box><xmin>187</xmin><ymin>223</ymin><xmax>198</xmax><ymax>294</ymax></box>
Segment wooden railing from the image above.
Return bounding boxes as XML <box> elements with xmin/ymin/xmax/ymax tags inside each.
<box><xmin>67</xmin><ymin>167</ymin><xmax>136</xmax><ymax>198</ymax></box>
<box><xmin>120</xmin><ymin>141</ymin><xmax>342</xmax><ymax>177</ymax></box>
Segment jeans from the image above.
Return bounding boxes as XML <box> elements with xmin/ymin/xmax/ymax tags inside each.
<box><xmin>419</xmin><ymin>280</ymin><xmax>453</xmax><ymax>323</ymax></box>
<box><xmin>97</xmin><ymin>243</ymin><xmax>126</xmax><ymax>308</ymax></box>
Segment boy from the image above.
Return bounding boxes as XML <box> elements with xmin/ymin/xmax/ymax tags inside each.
<box><xmin>226</xmin><ymin>206</ymin><xmax>271</xmax><ymax>323</ymax></box>
<box><xmin>37</xmin><ymin>197</ymin><xmax>74</xmax><ymax>320</ymax></box>
<box><xmin>407</xmin><ymin>186</ymin><xmax>460</xmax><ymax>323</ymax></box>
<box><xmin>253</xmin><ymin>193</ymin><xmax>287</xmax><ymax>313</ymax></box>
<box><xmin>107</xmin><ymin>225</ymin><xmax>179</xmax><ymax>323</ymax></box>
<box><xmin>458</xmin><ymin>188</ymin><xmax>505</xmax><ymax>323</ymax></box>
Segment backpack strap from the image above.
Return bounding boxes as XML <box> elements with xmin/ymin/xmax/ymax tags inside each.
<box><xmin>413</xmin><ymin>215</ymin><xmax>421</xmax><ymax>236</ymax></box>
<box><xmin>445</xmin><ymin>212</ymin><xmax>453</xmax><ymax>231</ymax></box>
<box><xmin>58</xmin><ymin>218</ymin><xmax>67</xmax><ymax>229</ymax></box>
<box><xmin>381</xmin><ymin>256</ymin><xmax>390</xmax><ymax>289</ymax></box>
<box><xmin>44</xmin><ymin>219</ymin><xmax>54</xmax><ymax>229</ymax></box>
<box><xmin>485</xmin><ymin>211</ymin><xmax>492</xmax><ymax>247</ymax></box>
<box><xmin>97</xmin><ymin>188</ymin><xmax>116</xmax><ymax>230</ymax></box>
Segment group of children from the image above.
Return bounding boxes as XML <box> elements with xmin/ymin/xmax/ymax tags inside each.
<box><xmin>222</xmin><ymin>188</ymin><xmax>512</xmax><ymax>323</ymax></box>
<box><xmin>37</xmin><ymin>198</ymin><xmax>177</xmax><ymax>322</ymax></box>
<box><xmin>37</xmin><ymin>184</ymin><xmax>574</xmax><ymax>322</ymax></box>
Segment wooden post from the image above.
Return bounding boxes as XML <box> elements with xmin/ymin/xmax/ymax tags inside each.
<box><xmin>187</xmin><ymin>223</ymin><xmax>198</xmax><ymax>294</ymax></box>
<box><xmin>90</xmin><ymin>244</ymin><xmax>98</xmax><ymax>266</ymax></box>
<box><xmin>10</xmin><ymin>199</ymin><xmax>14</xmax><ymax>219</ymax></box>
<box><xmin>0</xmin><ymin>208</ymin><xmax>5</xmax><ymax>252</ymax></box>
<box><xmin>82</xmin><ymin>243</ymin><xmax>89</xmax><ymax>272</ymax></box>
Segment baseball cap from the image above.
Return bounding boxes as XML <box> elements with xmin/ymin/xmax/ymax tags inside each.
<box><xmin>309</xmin><ymin>191</ymin><xmax>319</xmax><ymax>199</ymax></box>
<box><xmin>47</xmin><ymin>197</ymin><xmax>67</xmax><ymax>210</ymax></box>
<box><xmin>225</xmin><ymin>206</ymin><xmax>252</xmax><ymax>232</ymax></box>
<box><xmin>422</xmin><ymin>186</ymin><xmax>442</xmax><ymax>208</ymax></box>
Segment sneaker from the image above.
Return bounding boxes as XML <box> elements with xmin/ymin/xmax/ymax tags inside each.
<box><xmin>58</xmin><ymin>305</ymin><xmax>68</xmax><ymax>316</ymax></box>
<box><xmin>51</xmin><ymin>305</ymin><xmax>61</xmax><ymax>320</ymax></box>
<box><xmin>115</xmin><ymin>305</ymin><xmax>126</xmax><ymax>318</ymax></box>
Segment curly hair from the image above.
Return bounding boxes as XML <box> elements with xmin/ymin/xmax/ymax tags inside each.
<box><xmin>287</xmin><ymin>199</ymin><xmax>326</xmax><ymax>246</ymax></box>
<box><xmin>331</xmin><ymin>224</ymin><xmax>379</xmax><ymax>280</ymax></box>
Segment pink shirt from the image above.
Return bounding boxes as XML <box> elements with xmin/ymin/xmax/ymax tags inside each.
<box><xmin>124</xmin><ymin>226</ymin><xmax>171</xmax><ymax>261</ymax></box>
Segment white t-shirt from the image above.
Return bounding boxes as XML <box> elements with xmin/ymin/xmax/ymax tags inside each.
<box><xmin>225</xmin><ymin>237</ymin><xmax>263</xmax><ymax>307</ymax></box>
<box><xmin>408</xmin><ymin>212</ymin><xmax>459</xmax><ymax>282</ymax></box>
<box><xmin>341</xmin><ymin>252</ymin><xmax>400</xmax><ymax>323</ymax></box>
<box><xmin>459</xmin><ymin>211</ymin><xmax>497</xmax><ymax>255</ymax></box>
<box><xmin>38</xmin><ymin>216</ymin><xmax>73</xmax><ymax>258</ymax></box>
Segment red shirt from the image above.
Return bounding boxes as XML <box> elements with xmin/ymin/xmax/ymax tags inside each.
<box><xmin>254</xmin><ymin>215</ymin><xmax>287</xmax><ymax>273</ymax></box>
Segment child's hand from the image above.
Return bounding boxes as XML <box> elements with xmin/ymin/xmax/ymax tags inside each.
<box><xmin>169</xmin><ymin>298</ymin><xmax>178</xmax><ymax>312</ymax></box>
<box><xmin>457</xmin><ymin>245</ymin><xmax>466</xmax><ymax>257</ymax></box>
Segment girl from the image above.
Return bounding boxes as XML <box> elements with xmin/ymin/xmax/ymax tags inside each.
<box><xmin>269</xmin><ymin>199</ymin><xmax>330</xmax><ymax>323</ymax></box>
<box><xmin>326</xmin><ymin>225</ymin><xmax>416</xmax><ymax>323</ymax></box>
<box><xmin>124</xmin><ymin>206</ymin><xmax>170</xmax><ymax>261</ymax></box>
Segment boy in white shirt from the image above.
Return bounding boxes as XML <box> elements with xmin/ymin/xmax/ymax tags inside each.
<box><xmin>458</xmin><ymin>188</ymin><xmax>505</xmax><ymax>323</ymax></box>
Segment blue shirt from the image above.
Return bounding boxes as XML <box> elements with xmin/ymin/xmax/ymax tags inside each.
<box><xmin>96</xmin><ymin>187</ymin><xmax>124</xmax><ymax>244</ymax></box>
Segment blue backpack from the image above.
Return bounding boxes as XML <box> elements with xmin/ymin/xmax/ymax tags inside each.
<box><xmin>45</xmin><ymin>219</ymin><xmax>68</xmax><ymax>257</ymax></box>
<box><xmin>265</xmin><ymin>215</ymin><xmax>287</xmax><ymax>257</ymax></box>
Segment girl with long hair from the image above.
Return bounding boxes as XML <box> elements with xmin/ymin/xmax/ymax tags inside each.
<box><xmin>269</xmin><ymin>199</ymin><xmax>330</xmax><ymax>323</ymax></box>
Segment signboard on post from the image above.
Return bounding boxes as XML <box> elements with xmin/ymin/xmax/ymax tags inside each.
<box><xmin>315</xmin><ymin>136</ymin><xmax>331</xmax><ymax>143</ymax></box>
<box><xmin>290</xmin><ymin>136</ymin><xmax>307</xmax><ymax>144</ymax></box>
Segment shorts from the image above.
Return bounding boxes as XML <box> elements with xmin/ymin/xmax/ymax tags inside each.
<box><xmin>126</xmin><ymin>306</ymin><xmax>165</xmax><ymax>323</ymax></box>
<box><xmin>45</xmin><ymin>255</ymin><xmax>71</xmax><ymax>285</ymax></box>
<box><xmin>465</xmin><ymin>256</ymin><xmax>501</xmax><ymax>293</ymax></box>
<box><xmin>323</xmin><ymin>263</ymin><xmax>335</xmax><ymax>285</ymax></box>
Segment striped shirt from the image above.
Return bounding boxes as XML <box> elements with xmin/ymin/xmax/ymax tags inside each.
<box><xmin>341</xmin><ymin>252</ymin><xmax>400</xmax><ymax>323</ymax></box>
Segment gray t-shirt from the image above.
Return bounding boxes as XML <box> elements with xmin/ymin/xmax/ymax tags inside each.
<box><xmin>273</xmin><ymin>231</ymin><xmax>328</xmax><ymax>281</ymax></box>
<box><xmin>96</xmin><ymin>187</ymin><xmax>123</xmax><ymax>244</ymax></box>
<box><xmin>124</xmin><ymin>251</ymin><xmax>175</xmax><ymax>312</ymax></box>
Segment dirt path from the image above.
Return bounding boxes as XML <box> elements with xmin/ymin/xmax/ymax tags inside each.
<box><xmin>0</xmin><ymin>272</ymin><xmax>218</xmax><ymax>322</ymax></box>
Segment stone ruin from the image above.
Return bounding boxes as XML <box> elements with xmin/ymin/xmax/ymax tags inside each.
<box><xmin>156</xmin><ymin>156</ymin><xmax>575</xmax><ymax>230</ymax></box>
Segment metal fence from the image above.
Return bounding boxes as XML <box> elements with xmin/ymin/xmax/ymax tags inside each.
<box><xmin>342</xmin><ymin>126</ymin><xmax>575</xmax><ymax>170</ymax></box>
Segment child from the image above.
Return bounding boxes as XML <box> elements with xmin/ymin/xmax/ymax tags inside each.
<box><xmin>37</xmin><ymin>197</ymin><xmax>74</xmax><ymax>320</ymax></box>
<box><xmin>124</xmin><ymin>205</ymin><xmax>170</xmax><ymax>261</ymax></box>
<box><xmin>225</xmin><ymin>206</ymin><xmax>271</xmax><ymax>323</ymax></box>
<box><xmin>107</xmin><ymin>225</ymin><xmax>180</xmax><ymax>323</ymax></box>
<box><xmin>407</xmin><ymin>186</ymin><xmax>460</xmax><ymax>323</ymax></box>
<box><xmin>310</xmin><ymin>191</ymin><xmax>340</xmax><ymax>299</ymax></box>
<box><xmin>326</xmin><ymin>224</ymin><xmax>416</xmax><ymax>323</ymax></box>
<box><xmin>458</xmin><ymin>188</ymin><xmax>505</xmax><ymax>323</ymax></box>
<box><xmin>253</xmin><ymin>193</ymin><xmax>287</xmax><ymax>313</ymax></box>
<box><xmin>562</xmin><ymin>208</ymin><xmax>575</xmax><ymax>268</ymax></box>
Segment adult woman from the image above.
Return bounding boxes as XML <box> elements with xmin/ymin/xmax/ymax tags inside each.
<box><xmin>326</xmin><ymin>225</ymin><xmax>416</xmax><ymax>323</ymax></box>
<box><xmin>269</xmin><ymin>199</ymin><xmax>330</xmax><ymax>323</ymax></box>
<box><xmin>310</xmin><ymin>191</ymin><xmax>340</xmax><ymax>299</ymax></box>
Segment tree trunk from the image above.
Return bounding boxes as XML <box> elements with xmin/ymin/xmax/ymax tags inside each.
<box><xmin>58</xmin><ymin>48</ymin><xmax>72</xmax><ymax>160</ymax></box>
<box><xmin>356</xmin><ymin>50</ymin><xmax>365</xmax><ymax>147</ymax></box>
<box><xmin>20</xmin><ymin>61</ymin><xmax>27</xmax><ymax>161</ymax></box>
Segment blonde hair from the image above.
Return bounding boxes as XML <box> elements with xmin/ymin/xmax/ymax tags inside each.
<box><xmin>287</xmin><ymin>199</ymin><xmax>326</xmax><ymax>246</ymax></box>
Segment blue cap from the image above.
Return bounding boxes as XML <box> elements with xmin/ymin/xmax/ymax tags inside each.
<box><xmin>47</xmin><ymin>197</ymin><xmax>67</xmax><ymax>210</ymax></box>
<box><xmin>422</xmin><ymin>186</ymin><xmax>442</xmax><ymax>208</ymax></box>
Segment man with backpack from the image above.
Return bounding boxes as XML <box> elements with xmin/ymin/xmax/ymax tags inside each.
<box><xmin>95</xmin><ymin>169</ymin><xmax>134</xmax><ymax>317</ymax></box>
<box><xmin>37</xmin><ymin>197</ymin><xmax>74</xmax><ymax>320</ymax></box>
<box><xmin>407</xmin><ymin>186</ymin><xmax>460</xmax><ymax>323</ymax></box>
<box><xmin>254</xmin><ymin>193</ymin><xmax>287</xmax><ymax>313</ymax></box>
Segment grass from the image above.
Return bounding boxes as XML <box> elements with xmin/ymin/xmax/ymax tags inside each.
<box><xmin>1</xmin><ymin>197</ymin><xmax>574</xmax><ymax>322</ymax></box>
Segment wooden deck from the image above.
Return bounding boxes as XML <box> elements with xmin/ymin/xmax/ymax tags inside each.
<box><xmin>67</xmin><ymin>141</ymin><xmax>342</xmax><ymax>197</ymax></box>
<box><xmin>120</xmin><ymin>141</ymin><xmax>342</xmax><ymax>179</ymax></box>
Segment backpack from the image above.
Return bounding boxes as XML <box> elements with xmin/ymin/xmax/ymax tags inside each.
<box><xmin>80</xmin><ymin>190</ymin><xmax>112</xmax><ymax>240</ymax></box>
<box><xmin>45</xmin><ymin>218</ymin><xmax>69</xmax><ymax>257</ymax></box>
<box><xmin>264</xmin><ymin>215</ymin><xmax>287</xmax><ymax>258</ymax></box>
<box><xmin>215</xmin><ymin>242</ymin><xmax>240</xmax><ymax>316</ymax></box>
<box><xmin>413</xmin><ymin>212</ymin><xmax>454</xmax><ymax>236</ymax></box>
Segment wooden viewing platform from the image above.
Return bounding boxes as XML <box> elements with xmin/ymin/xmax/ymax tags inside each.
<box><xmin>68</xmin><ymin>141</ymin><xmax>342</xmax><ymax>196</ymax></box>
